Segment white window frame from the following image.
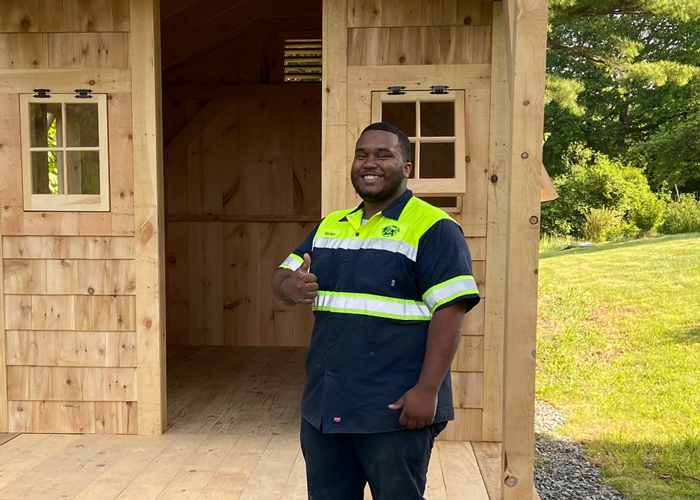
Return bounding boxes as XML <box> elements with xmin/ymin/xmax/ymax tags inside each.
<box><xmin>371</xmin><ymin>90</ymin><xmax>466</xmax><ymax>197</ymax></box>
<box><xmin>20</xmin><ymin>93</ymin><xmax>110</xmax><ymax>212</ymax></box>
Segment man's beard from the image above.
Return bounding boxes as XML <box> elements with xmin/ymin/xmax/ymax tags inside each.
<box><xmin>351</xmin><ymin>172</ymin><xmax>404</xmax><ymax>204</ymax></box>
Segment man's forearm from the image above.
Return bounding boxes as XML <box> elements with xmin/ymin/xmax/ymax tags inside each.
<box><xmin>272</xmin><ymin>268</ymin><xmax>296</xmax><ymax>305</ymax></box>
<box><xmin>417</xmin><ymin>301</ymin><xmax>467</xmax><ymax>392</ymax></box>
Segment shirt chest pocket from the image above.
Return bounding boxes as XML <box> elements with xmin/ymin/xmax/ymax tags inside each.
<box><xmin>352</xmin><ymin>249</ymin><xmax>399</xmax><ymax>294</ymax></box>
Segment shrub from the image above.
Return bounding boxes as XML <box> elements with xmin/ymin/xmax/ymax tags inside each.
<box><xmin>542</xmin><ymin>144</ymin><xmax>665</xmax><ymax>239</ymax></box>
<box><xmin>583</xmin><ymin>208</ymin><xmax>621</xmax><ymax>242</ymax></box>
<box><xmin>660</xmin><ymin>194</ymin><xmax>700</xmax><ymax>234</ymax></box>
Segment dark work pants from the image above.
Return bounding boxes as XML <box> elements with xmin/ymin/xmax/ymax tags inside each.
<box><xmin>300</xmin><ymin>418</ymin><xmax>447</xmax><ymax>500</ymax></box>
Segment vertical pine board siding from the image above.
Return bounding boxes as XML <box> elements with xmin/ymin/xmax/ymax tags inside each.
<box><xmin>222</xmin><ymin>222</ymin><xmax>260</xmax><ymax>346</ymax></box>
<box><xmin>0</xmin><ymin>242</ymin><xmax>6</xmax><ymax>431</ymax></box>
<box><xmin>501</xmin><ymin>0</ymin><xmax>548</xmax><ymax>498</ymax></box>
<box><xmin>322</xmin><ymin>0</ymin><xmax>349</xmax><ymax>215</ymax></box>
<box><xmin>0</xmin><ymin>95</ymin><xmax>23</xmax><ymax>235</ymax></box>
<box><xmin>464</xmin><ymin>89</ymin><xmax>490</xmax><ymax>238</ymax></box>
<box><xmin>483</xmin><ymin>2</ymin><xmax>508</xmax><ymax>444</ymax></box>
<box><xmin>109</xmin><ymin>93</ymin><xmax>135</xmax><ymax>229</ymax></box>
<box><xmin>130</xmin><ymin>0</ymin><xmax>167</xmax><ymax>435</ymax></box>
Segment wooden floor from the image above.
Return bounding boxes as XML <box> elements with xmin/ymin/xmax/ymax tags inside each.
<box><xmin>0</xmin><ymin>346</ymin><xmax>508</xmax><ymax>500</ymax></box>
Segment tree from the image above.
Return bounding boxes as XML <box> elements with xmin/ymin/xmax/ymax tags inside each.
<box><xmin>544</xmin><ymin>1</ymin><xmax>700</xmax><ymax>191</ymax></box>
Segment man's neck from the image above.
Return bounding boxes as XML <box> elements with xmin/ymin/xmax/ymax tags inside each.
<box><xmin>362</xmin><ymin>188</ymin><xmax>406</xmax><ymax>220</ymax></box>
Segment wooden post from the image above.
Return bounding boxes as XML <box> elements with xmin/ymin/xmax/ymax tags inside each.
<box><xmin>130</xmin><ymin>0</ymin><xmax>167</xmax><ymax>435</ymax></box>
<box><xmin>321</xmin><ymin>0</ymin><xmax>348</xmax><ymax>216</ymax></box>
<box><xmin>483</xmin><ymin>2</ymin><xmax>509</xmax><ymax>443</ymax></box>
<box><xmin>501</xmin><ymin>0</ymin><xmax>548</xmax><ymax>499</ymax></box>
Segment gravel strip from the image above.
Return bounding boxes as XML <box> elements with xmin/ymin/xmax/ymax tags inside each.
<box><xmin>534</xmin><ymin>400</ymin><xmax>627</xmax><ymax>500</ymax></box>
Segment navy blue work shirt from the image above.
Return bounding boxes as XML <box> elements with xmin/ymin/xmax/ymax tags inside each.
<box><xmin>279</xmin><ymin>190</ymin><xmax>480</xmax><ymax>434</ymax></box>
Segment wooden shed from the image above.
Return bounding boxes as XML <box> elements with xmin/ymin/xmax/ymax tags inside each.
<box><xmin>0</xmin><ymin>0</ymin><xmax>549</xmax><ymax>498</ymax></box>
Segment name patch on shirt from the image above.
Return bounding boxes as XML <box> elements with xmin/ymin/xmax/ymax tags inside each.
<box><xmin>321</xmin><ymin>229</ymin><xmax>342</xmax><ymax>238</ymax></box>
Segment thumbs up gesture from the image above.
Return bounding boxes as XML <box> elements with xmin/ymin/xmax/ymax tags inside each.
<box><xmin>290</xmin><ymin>253</ymin><xmax>318</xmax><ymax>305</ymax></box>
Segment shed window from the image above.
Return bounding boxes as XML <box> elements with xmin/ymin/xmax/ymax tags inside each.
<box><xmin>372</xmin><ymin>90</ymin><xmax>466</xmax><ymax>200</ymax></box>
<box><xmin>20</xmin><ymin>94</ymin><xmax>109</xmax><ymax>212</ymax></box>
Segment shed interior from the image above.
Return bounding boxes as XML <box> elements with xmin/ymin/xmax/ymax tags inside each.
<box><xmin>162</xmin><ymin>0</ymin><xmax>322</xmax><ymax>350</ymax></box>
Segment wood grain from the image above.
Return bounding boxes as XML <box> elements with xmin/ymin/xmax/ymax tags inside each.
<box><xmin>501</xmin><ymin>0</ymin><xmax>548</xmax><ymax>497</ymax></box>
<box><xmin>131</xmin><ymin>0</ymin><xmax>167</xmax><ymax>435</ymax></box>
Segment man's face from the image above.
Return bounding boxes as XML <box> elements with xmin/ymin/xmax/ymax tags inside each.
<box><xmin>351</xmin><ymin>130</ymin><xmax>412</xmax><ymax>204</ymax></box>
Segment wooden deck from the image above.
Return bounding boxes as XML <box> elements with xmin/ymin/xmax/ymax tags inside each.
<box><xmin>0</xmin><ymin>346</ymin><xmax>509</xmax><ymax>500</ymax></box>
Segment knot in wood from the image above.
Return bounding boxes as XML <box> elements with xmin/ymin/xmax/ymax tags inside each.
<box><xmin>523</xmin><ymin>100</ymin><xmax>530</xmax><ymax>106</ymax></box>
<box><xmin>463</xmin><ymin>16</ymin><xmax>472</xmax><ymax>25</ymax></box>
<box><xmin>465</xmin><ymin>156</ymin><xmax>471</xmax><ymax>163</ymax></box>
<box><xmin>521</xmin><ymin>152</ymin><xmax>529</xmax><ymax>159</ymax></box>
<box><xmin>168</xmin><ymin>256</ymin><xmax>176</xmax><ymax>264</ymax></box>
<box><xmin>505</xmin><ymin>475</ymin><xmax>518</xmax><ymax>488</ymax></box>
<box><xmin>144</xmin><ymin>318</ymin><xmax>153</xmax><ymax>328</ymax></box>
<box><xmin>21</xmin><ymin>16</ymin><xmax>31</xmax><ymax>29</ymax></box>
<box><xmin>87</xmin><ymin>287</ymin><xmax>95</xmax><ymax>295</ymax></box>
<box><xmin>89</xmin><ymin>80</ymin><xmax>96</xmax><ymax>86</ymax></box>
<box><xmin>490</xmin><ymin>175</ymin><xmax>498</xmax><ymax>183</ymax></box>
<box><xmin>530</xmin><ymin>215</ymin><xmax>539</xmax><ymax>225</ymax></box>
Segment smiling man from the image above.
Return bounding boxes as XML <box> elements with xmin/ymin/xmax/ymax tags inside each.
<box><xmin>272</xmin><ymin>122</ymin><xmax>480</xmax><ymax>500</ymax></box>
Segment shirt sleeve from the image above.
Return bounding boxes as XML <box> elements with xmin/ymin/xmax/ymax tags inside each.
<box><xmin>416</xmin><ymin>218</ymin><xmax>480</xmax><ymax>314</ymax></box>
<box><xmin>278</xmin><ymin>221</ymin><xmax>321</xmax><ymax>271</ymax></box>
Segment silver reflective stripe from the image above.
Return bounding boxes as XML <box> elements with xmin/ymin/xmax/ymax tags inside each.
<box><xmin>424</xmin><ymin>277</ymin><xmax>479</xmax><ymax>311</ymax></box>
<box><xmin>280</xmin><ymin>254</ymin><xmax>303</xmax><ymax>271</ymax></box>
<box><xmin>313</xmin><ymin>292</ymin><xmax>431</xmax><ymax>320</ymax></box>
<box><xmin>313</xmin><ymin>237</ymin><xmax>418</xmax><ymax>262</ymax></box>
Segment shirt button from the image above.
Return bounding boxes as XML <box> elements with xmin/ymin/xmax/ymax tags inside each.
<box><xmin>325</xmin><ymin>371</ymin><xmax>331</xmax><ymax>376</ymax></box>
<box><xmin>327</xmin><ymin>343</ymin><xmax>332</xmax><ymax>348</ymax></box>
<box><xmin>355</xmin><ymin>232</ymin><xmax>360</xmax><ymax>236</ymax></box>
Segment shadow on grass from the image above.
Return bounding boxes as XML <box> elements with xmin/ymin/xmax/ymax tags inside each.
<box><xmin>670</xmin><ymin>325</ymin><xmax>700</xmax><ymax>345</ymax></box>
<box><xmin>536</xmin><ymin>434</ymin><xmax>700</xmax><ymax>500</ymax></box>
<box><xmin>539</xmin><ymin>233</ymin><xmax>700</xmax><ymax>260</ymax></box>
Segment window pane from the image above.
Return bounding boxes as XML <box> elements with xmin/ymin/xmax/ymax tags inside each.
<box><xmin>421</xmin><ymin>101</ymin><xmax>454</xmax><ymax>137</ymax></box>
<box><xmin>420</xmin><ymin>143</ymin><xmax>455</xmax><ymax>179</ymax></box>
<box><xmin>30</xmin><ymin>103</ymin><xmax>63</xmax><ymax>148</ymax></box>
<box><xmin>65</xmin><ymin>103</ymin><xmax>99</xmax><ymax>147</ymax></box>
<box><xmin>66</xmin><ymin>151</ymin><xmax>100</xmax><ymax>194</ymax></box>
<box><xmin>382</xmin><ymin>102</ymin><xmax>416</xmax><ymax>136</ymax></box>
<box><xmin>32</xmin><ymin>151</ymin><xmax>62</xmax><ymax>194</ymax></box>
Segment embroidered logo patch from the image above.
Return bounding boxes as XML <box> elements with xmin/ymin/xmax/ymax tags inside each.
<box><xmin>381</xmin><ymin>225</ymin><xmax>400</xmax><ymax>237</ymax></box>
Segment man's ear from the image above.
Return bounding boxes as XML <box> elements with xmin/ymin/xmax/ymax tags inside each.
<box><xmin>404</xmin><ymin>162</ymin><xmax>413</xmax><ymax>179</ymax></box>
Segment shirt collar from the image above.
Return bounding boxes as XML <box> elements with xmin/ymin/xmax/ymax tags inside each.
<box><xmin>340</xmin><ymin>189</ymin><xmax>413</xmax><ymax>222</ymax></box>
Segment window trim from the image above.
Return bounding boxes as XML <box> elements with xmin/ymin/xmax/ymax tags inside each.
<box><xmin>371</xmin><ymin>90</ymin><xmax>466</xmax><ymax>197</ymax></box>
<box><xmin>20</xmin><ymin>93</ymin><xmax>110</xmax><ymax>212</ymax></box>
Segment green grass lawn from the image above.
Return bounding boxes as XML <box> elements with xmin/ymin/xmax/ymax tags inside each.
<box><xmin>537</xmin><ymin>233</ymin><xmax>700</xmax><ymax>500</ymax></box>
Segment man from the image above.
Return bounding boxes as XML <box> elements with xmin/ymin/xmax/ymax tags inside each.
<box><xmin>271</xmin><ymin>122</ymin><xmax>480</xmax><ymax>500</ymax></box>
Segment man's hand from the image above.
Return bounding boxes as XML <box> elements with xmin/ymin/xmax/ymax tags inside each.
<box><xmin>388</xmin><ymin>384</ymin><xmax>438</xmax><ymax>430</ymax></box>
<box><xmin>273</xmin><ymin>253</ymin><xmax>318</xmax><ymax>305</ymax></box>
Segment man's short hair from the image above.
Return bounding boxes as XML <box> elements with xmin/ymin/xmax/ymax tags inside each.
<box><xmin>361</xmin><ymin>122</ymin><xmax>412</xmax><ymax>163</ymax></box>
